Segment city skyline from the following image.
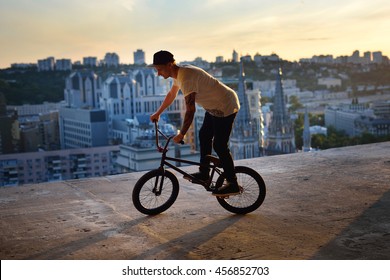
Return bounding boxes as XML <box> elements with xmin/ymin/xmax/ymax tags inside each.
<box><xmin>1</xmin><ymin>0</ymin><xmax>389</xmax><ymax>69</ymax></box>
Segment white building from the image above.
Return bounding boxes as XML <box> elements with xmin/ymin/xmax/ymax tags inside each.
<box><xmin>133</xmin><ymin>49</ymin><xmax>145</xmax><ymax>65</ymax></box>
<box><xmin>64</xmin><ymin>70</ymin><xmax>101</xmax><ymax>109</ymax></box>
<box><xmin>7</xmin><ymin>102</ymin><xmax>65</xmax><ymax>116</ymax></box>
<box><xmin>253</xmin><ymin>79</ymin><xmax>298</xmax><ymax>99</ymax></box>
<box><xmin>325</xmin><ymin>104</ymin><xmax>373</xmax><ymax>136</ymax></box>
<box><xmin>318</xmin><ymin>77</ymin><xmax>342</xmax><ymax>89</ymax></box>
<box><xmin>55</xmin><ymin>59</ymin><xmax>72</xmax><ymax>71</ymax></box>
<box><xmin>104</xmin><ymin>53</ymin><xmax>120</xmax><ymax>67</ymax></box>
<box><xmin>99</xmin><ymin>69</ymin><xmax>185</xmax><ymax>144</ymax></box>
<box><xmin>83</xmin><ymin>57</ymin><xmax>98</xmax><ymax>67</ymax></box>
<box><xmin>37</xmin><ymin>57</ymin><xmax>55</xmax><ymax>71</ymax></box>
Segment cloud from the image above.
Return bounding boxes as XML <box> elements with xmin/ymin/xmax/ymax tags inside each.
<box><xmin>118</xmin><ymin>0</ymin><xmax>137</xmax><ymax>12</ymax></box>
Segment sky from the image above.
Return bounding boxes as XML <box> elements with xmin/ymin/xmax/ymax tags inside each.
<box><xmin>1</xmin><ymin>0</ymin><xmax>389</xmax><ymax>68</ymax></box>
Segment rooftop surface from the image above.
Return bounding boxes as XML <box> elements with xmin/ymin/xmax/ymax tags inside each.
<box><xmin>1</xmin><ymin>142</ymin><xmax>389</xmax><ymax>260</ymax></box>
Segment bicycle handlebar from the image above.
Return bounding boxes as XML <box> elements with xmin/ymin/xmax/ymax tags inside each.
<box><xmin>154</xmin><ymin>121</ymin><xmax>184</xmax><ymax>153</ymax></box>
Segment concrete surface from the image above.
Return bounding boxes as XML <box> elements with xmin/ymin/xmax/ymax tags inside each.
<box><xmin>1</xmin><ymin>142</ymin><xmax>390</xmax><ymax>260</ymax></box>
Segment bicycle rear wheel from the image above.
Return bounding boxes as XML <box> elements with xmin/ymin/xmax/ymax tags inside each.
<box><xmin>132</xmin><ymin>169</ymin><xmax>179</xmax><ymax>215</ymax></box>
<box><xmin>216</xmin><ymin>166</ymin><xmax>266</xmax><ymax>214</ymax></box>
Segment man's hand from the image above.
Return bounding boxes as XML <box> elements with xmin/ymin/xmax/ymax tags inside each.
<box><xmin>150</xmin><ymin>112</ymin><xmax>160</xmax><ymax>123</ymax></box>
<box><xmin>173</xmin><ymin>132</ymin><xmax>184</xmax><ymax>144</ymax></box>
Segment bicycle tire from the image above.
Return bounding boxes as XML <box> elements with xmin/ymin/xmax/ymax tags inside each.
<box><xmin>132</xmin><ymin>169</ymin><xmax>179</xmax><ymax>215</ymax></box>
<box><xmin>216</xmin><ymin>166</ymin><xmax>266</xmax><ymax>214</ymax></box>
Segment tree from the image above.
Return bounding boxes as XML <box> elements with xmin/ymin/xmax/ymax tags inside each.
<box><xmin>289</xmin><ymin>95</ymin><xmax>303</xmax><ymax>112</ymax></box>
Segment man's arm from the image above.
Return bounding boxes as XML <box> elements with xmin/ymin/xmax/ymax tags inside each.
<box><xmin>150</xmin><ymin>84</ymin><xmax>180</xmax><ymax>122</ymax></box>
<box><xmin>173</xmin><ymin>92</ymin><xmax>196</xmax><ymax>143</ymax></box>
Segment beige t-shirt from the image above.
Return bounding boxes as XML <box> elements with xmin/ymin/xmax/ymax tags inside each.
<box><xmin>174</xmin><ymin>65</ymin><xmax>240</xmax><ymax>117</ymax></box>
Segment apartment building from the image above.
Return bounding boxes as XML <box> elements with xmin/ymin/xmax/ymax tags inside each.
<box><xmin>37</xmin><ymin>57</ymin><xmax>55</xmax><ymax>71</ymax></box>
<box><xmin>103</xmin><ymin>53</ymin><xmax>120</xmax><ymax>67</ymax></box>
<box><xmin>59</xmin><ymin>107</ymin><xmax>108</xmax><ymax>149</ymax></box>
<box><xmin>83</xmin><ymin>57</ymin><xmax>98</xmax><ymax>67</ymax></box>
<box><xmin>37</xmin><ymin>57</ymin><xmax>72</xmax><ymax>71</ymax></box>
<box><xmin>117</xmin><ymin>137</ymin><xmax>199</xmax><ymax>172</ymax></box>
<box><xmin>55</xmin><ymin>59</ymin><xmax>72</xmax><ymax>71</ymax></box>
<box><xmin>7</xmin><ymin>102</ymin><xmax>64</xmax><ymax>116</ymax></box>
<box><xmin>133</xmin><ymin>49</ymin><xmax>145</xmax><ymax>65</ymax></box>
<box><xmin>325</xmin><ymin>102</ymin><xmax>390</xmax><ymax>137</ymax></box>
<box><xmin>0</xmin><ymin>145</ymin><xmax>120</xmax><ymax>186</ymax></box>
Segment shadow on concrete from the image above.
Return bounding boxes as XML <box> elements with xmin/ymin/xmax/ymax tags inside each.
<box><xmin>312</xmin><ymin>189</ymin><xmax>390</xmax><ymax>260</ymax></box>
<box><xmin>24</xmin><ymin>217</ymin><xmax>147</xmax><ymax>260</ymax></box>
<box><xmin>132</xmin><ymin>215</ymin><xmax>244</xmax><ymax>259</ymax></box>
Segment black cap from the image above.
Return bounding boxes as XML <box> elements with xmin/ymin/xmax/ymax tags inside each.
<box><xmin>150</xmin><ymin>50</ymin><xmax>174</xmax><ymax>66</ymax></box>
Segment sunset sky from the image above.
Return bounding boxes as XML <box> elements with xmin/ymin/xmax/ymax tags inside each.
<box><xmin>1</xmin><ymin>0</ymin><xmax>389</xmax><ymax>68</ymax></box>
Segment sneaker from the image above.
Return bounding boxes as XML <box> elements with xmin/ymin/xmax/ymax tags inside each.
<box><xmin>183</xmin><ymin>171</ymin><xmax>209</xmax><ymax>183</ymax></box>
<box><xmin>212</xmin><ymin>181</ymin><xmax>241</xmax><ymax>197</ymax></box>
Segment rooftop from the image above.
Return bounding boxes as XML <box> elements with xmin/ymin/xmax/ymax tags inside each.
<box><xmin>1</xmin><ymin>142</ymin><xmax>389</xmax><ymax>260</ymax></box>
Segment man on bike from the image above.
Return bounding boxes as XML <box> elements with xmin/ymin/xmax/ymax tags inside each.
<box><xmin>149</xmin><ymin>50</ymin><xmax>241</xmax><ymax>197</ymax></box>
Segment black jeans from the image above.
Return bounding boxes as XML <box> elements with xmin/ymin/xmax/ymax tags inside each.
<box><xmin>199</xmin><ymin>112</ymin><xmax>237</xmax><ymax>182</ymax></box>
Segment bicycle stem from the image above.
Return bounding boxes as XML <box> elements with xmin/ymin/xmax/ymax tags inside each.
<box><xmin>154</xmin><ymin>121</ymin><xmax>183</xmax><ymax>153</ymax></box>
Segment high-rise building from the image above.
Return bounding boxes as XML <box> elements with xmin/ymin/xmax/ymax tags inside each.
<box><xmin>215</xmin><ymin>56</ymin><xmax>224</xmax><ymax>63</ymax></box>
<box><xmin>133</xmin><ymin>49</ymin><xmax>145</xmax><ymax>65</ymax></box>
<box><xmin>363</xmin><ymin>52</ymin><xmax>372</xmax><ymax>64</ymax></box>
<box><xmin>372</xmin><ymin>51</ymin><xmax>383</xmax><ymax>64</ymax></box>
<box><xmin>62</xmin><ymin>71</ymin><xmax>107</xmax><ymax>149</ymax></box>
<box><xmin>55</xmin><ymin>59</ymin><xmax>72</xmax><ymax>71</ymax></box>
<box><xmin>59</xmin><ymin>107</ymin><xmax>108</xmax><ymax>149</ymax></box>
<box><xmin>348</xmin><ymin>50</ymin><xmax>361</xmax><ymax>64</ymax></box>
<box><xmin>103</xmin><ymin>53</ymin><xmax>120</xmax><ymax>67</ymax></box>
<box><xmin>37</xmin><ymin>57</ymin><xmax>55</xmax><ymax>71</ymax></box>
<box><xmin>232</xmin><ymin>50</ymin><xmax>239</xmax><ymax>63</ymax></box>
<box><xmin>83</xmin><ymin>57</ymin><xmax>98</xmax><ymax>67</ymax></box>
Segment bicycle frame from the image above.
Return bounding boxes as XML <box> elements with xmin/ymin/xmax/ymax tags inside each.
<box><xmin>154</xmin><ymin>122</ymin><xmax>222</xmax><ymax>191</ymax></box>
<box><xmin>132</xmin><ymin>122</ymin><xmax>266</xmax><ymax>215</ymax></box>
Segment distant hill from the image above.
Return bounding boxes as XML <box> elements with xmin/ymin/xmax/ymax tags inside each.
<box><xmin>0</xmin><ymin>69</ymin><xmax>69</xmax><ymax>105</ymax></box>
<box><xmin>1</xmin><ymin>62</ymin><xmax>389</xmax><ymax>106</ymax></box>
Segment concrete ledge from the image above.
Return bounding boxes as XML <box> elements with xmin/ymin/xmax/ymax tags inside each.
<box><xmin>1</xmin><ymin>142</ymin><xmax>390</xmax><ymax>260</ymax></box>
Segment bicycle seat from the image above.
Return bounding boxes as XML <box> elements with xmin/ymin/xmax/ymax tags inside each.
<box><xmin>205</xmin><ymin>155</ymin><xmax>221</xmax><ymax>167</ymax></box>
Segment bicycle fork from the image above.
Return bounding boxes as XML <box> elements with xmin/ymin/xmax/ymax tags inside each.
<box><xmin>153</xmin><ymin>167</ymin><xmax>166</xmax><ymax>196</ymax></box>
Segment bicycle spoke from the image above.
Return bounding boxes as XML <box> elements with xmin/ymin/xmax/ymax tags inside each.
<box><xmin>216</xmin><ymin>166</ymin><xmax>266</xmax><ymax>214</ymax></box>
<box><xmin>135</xmin><ymin>172</ymin><xmax>178</xmax><ymax>214</ymax></box>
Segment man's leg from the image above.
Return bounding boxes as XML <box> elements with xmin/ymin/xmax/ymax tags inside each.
<box><xmin>198</xmin><ymin>112</ymin><xmax>214</xmax><ymax>174</ymax></box>
<box><xmin>212</xmin><ymin>113</ymin><xmax>237</xmax><ymax>182</ymax></box>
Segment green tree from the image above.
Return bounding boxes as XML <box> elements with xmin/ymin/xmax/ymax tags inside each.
<box><xmin>289</xmin><ymin>95</ymin><xmax>303</xmax><ymax>112</ymax></box>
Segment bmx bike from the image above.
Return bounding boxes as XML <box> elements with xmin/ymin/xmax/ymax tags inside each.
<box><xmin>132</xmin><ymin>122</ymin><xmax>266</xmax><ymax>215</ymax></box>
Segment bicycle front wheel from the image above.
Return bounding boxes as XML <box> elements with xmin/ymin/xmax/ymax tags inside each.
<box><xmin>132</xmin><ymin>169</ymin><xmax>179</xmax><ymax>215</ymax></box>
<box><xmin>216</xmin><ymin>166</ymin><xmax>266</xmax><ymax>214</ymax></box>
